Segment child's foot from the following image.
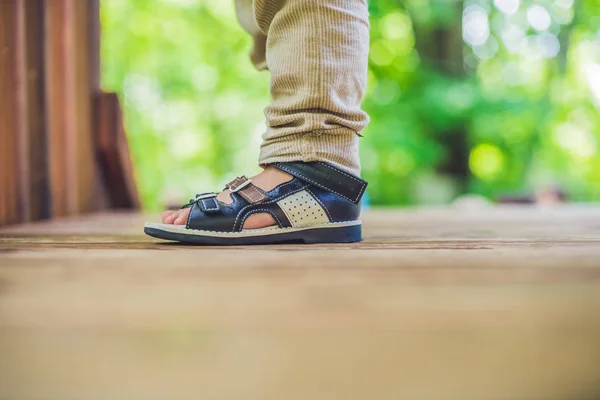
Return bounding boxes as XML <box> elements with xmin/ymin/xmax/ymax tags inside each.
<box><xmin>145</xmin><ymin>161</ymin><xmax>367</xmax><ymax>245</ymax></box>
<box><xmin>161</xmin><ymin>166</ymin><xmax>293</xmax><ymax>229</ymax></box>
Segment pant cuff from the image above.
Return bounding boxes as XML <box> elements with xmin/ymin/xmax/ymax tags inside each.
<box><xmin>258</xmin><ymin>128</ymin><xmax>361</xmax><ymax>176</ymax></box>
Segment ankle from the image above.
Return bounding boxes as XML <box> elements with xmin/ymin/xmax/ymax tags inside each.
<box><xmin>251</xmin><ymin>166</ymin><xmax>293</xmax><ymax>191</ymax></box>
<box><xmin>217</xmin><ymin>166</ymin><xmax>292</xmax><ymax>204</ymax></box>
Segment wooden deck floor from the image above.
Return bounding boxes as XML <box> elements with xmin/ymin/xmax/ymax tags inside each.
<box><xmin>1</xmin><ymin>207</ymin><xmax>599</xmax><ymax>400</ymax></box>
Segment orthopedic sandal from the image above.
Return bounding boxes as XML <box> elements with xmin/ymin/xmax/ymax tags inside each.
<box><xmin>144</xmin><ymin>161</ymin><xmax>367</xmax><ymax>245</ymax></box>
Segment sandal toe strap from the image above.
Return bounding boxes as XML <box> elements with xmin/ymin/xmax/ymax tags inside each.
<box><xmin>186</xmin><ymin>194</ymin><xmax>292</xmax><ymax>233</ymax></box>
<box><xmin>181</xmin><ymin>192</ymin><xmax>218</xmax><ymax>209</ymax></box>
<box><xmin>186</xmin><ymin>200</ymin><xmax>236</xmax><ymax>231</ymax></box>
<box><xmin>196</xmin><ymin>194</ymin><xmax>221</xmax><ymax>213</ymax></box>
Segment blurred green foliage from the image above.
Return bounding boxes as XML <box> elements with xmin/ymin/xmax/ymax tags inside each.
<box><xmin>101</xmin><ymin>0</ymin><xmax>600</xmax><ymax>209</ymax></box>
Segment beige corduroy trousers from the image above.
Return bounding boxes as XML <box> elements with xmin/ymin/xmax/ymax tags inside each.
<box><xmin>234</xmin><ymin>0</ymin><xmax>370</xmax><ymax>176</ymax></box>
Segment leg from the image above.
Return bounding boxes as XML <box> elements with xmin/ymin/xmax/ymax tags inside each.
<box><xmin>162</xmin><ymin>0</ymin><xmax>370</xmax><ymax>230</ymax></box>
<box><xmin>234</xmin><ymin>0</ymin><xmax>268</xmax><ymax>71</ymax></box>
<box><xmin>254</xmin><ymin>0</ymin><xmax>370</xmax><ymax>176</ymax></box>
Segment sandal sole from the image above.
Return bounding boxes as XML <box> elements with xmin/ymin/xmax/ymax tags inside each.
<box><xmin>144</xmin><ymin>221</ymin><xmax>362</xmax><ymax>245</ymax></box>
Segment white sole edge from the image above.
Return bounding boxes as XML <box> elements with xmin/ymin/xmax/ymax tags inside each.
<box><xmin>144</xmin><ymin>220</ymin><xmax>361</xmax><ymax>238</ymax></box>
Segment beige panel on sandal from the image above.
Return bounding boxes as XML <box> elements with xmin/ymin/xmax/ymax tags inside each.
<box><xmin>277</xmin><ymin>190</ymin><xmax>330</xmax><ymax>227</ymax></box>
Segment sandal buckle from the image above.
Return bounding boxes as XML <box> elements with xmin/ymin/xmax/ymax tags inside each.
<box><xmin>195</xmin><ymin>193</ymin><xmax>217</xmax><ymax>200</ymax></box>
<box><xmin>227</xmin><ymin>177</ymin><xmax>252</xmax><ymax>193</ymax></box>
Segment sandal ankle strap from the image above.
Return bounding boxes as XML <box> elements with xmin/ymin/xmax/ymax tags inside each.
<box><xmin>272</xmin><ymin>162</ymin><xmax>367</xmax><ymax>204</ymax></box>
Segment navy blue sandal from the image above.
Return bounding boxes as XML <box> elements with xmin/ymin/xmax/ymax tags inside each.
<box><xmin>144</xmin><ymin>161</ymin><xmax>367</xmax><ymax>245</ymax></box>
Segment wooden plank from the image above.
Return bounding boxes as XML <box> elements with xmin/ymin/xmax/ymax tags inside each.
<box><xmin>0</xmin><ymin>0</ymin><xmax>23</xmax><ymax>226</ymax></box>
<box><xmin>88</xmin><ymin>0</ymin><xmax>101</xmax><ymax>92</ymax></box>
<box><xmin>0</xmin><ymin>208</ymin><xmax>599</xmax><ymax>400</ymax></box>
<box><xmin>95</xmin><ymin>93</ymin><xmax>141</xmax><ymax>209</ymax></box>
<box><xmin>44</xmin><ymin>0</ymin><xmax>71</xmax><ymax>217</ymax></box>
<box><xmin>88</xmin><ymin>0</ymin><xmax>109</xmax><ymax>211</ymax></box>
<box><xmin>2</xmin><ymin>0</ymin><xmax>106</xmax><ymax>224</ymax></box>
<box><xmin>14</xmin><ymin>0</ymin><xmax>29</xmax><ymax>223</ymax></box>
<box><xmin>72</xmin><ymin>0</ymin><xmax>96</xmax><ymax>213</ymax></box>
<box><xmin>22</xmin><ymin>0</ymin><xmax>50</xmax><ymax>221</ymax></box>
<box><xmin>44</xmin><ymin>0</ymin><xmax>99</xmax><ymax>216</ymax></box>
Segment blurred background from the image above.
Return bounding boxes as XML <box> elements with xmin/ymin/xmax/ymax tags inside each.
<box><xmin>100</xmin><ymin>0</ymin><xmax>600</xmax><ymax>210</ymax></box>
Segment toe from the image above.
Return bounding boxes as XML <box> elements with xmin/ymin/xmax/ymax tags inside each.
<box><xmin>161</xmin><ymin>210</ymin><xmax>176</xmax><ymax>222</ymax></box>
<box><xmin>174</xmin><ymin>208</ymin><xmax>190</xmax><ymax>225</ymax></box>
<box><xmin>163</xmin><ymin>210</ymin><xmax>180</xmax><ymax>224</ymax></box>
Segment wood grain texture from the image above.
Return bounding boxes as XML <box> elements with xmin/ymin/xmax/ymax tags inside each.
<box><xmin>0</xmin><ymin>0</ymin><xmax>23</xmax><ymax>226</ymax></box>
<box><xmin>23</xmin><ymin>0</ymin><xmax>50</xmax><ymax>222</ymax></box>
<box><xmin>88</xmin><ymin>0</ymin><xmax>101</xmax><ymax>92</ymax></box>
<box><xmin>1</xmin><ymin>0</ymin><xmax>123</xmax><ymax>226</ymax></box>
<box><xmin>44</xmin><ymin>0</ymin><xmax>71</xmax><ymax>217</ymax></box>
<box><xmin>72</xmin><ymin>0</ymin><xmax>96</xmax><ymax>213</ymax></box>
<box><xmin>43</xmin><ymin>0</ymin><xmax>98</xmax><ymax>216</ymax></box>
<box><xmin>1</xmin><ymin>207</ymin><xmax>599</xmax><ymax>400</ymax></box>
<box><xmin>95</xmin><ymin>92</ymin><xmax>141</xmax><ymax>209</ymax></box>
<box><xmin>14</xmin><ymin>0</ymin><xmax>29</xmax><ymax>222</ymax></box>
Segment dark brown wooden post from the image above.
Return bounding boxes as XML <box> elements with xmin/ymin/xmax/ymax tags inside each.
<box><xmin>44</xmin><ymin>0</ymin><xmax>98</xmax><ymax>216</ymax></box>
<box><xmin>23</xmin><ymin>0</ymin><xmax>51</xmax><ymax>222</ymax></box>
<box><xmin>1</xmin><ymin>0</ymin><xmax>139</xmax><ymax>227</ymax></box>
<box><xmin>73</xmin><ymin>0</ymin><xmax>97</xmax><ymax>213</ymax></box>
<box><xmin>44</xmin><ymin>0</ymin><xmax>71</xmax><ymax>217</ymax></box>
<box><xmin>0</xmin><ymin>0</ymin><xmax>23</xmax><ymax>226</ymax></box>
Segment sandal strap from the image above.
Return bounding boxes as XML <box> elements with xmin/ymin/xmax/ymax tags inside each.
<box><xmin>197</xmin><ymin>195</ymin><xmax>221</xmax><ymax>213</ymax></box>
<box><xmin>183</xmin><ymin>162</ymin><xmax>365</xmax><ymax>233</ymax></box>
<box><xmin>181</xmin><ymin>192</ymin><xmax>218</xmax><ymax>210</ymax></box>
<box><xmin>272</xmin><ymin>162</ymin><xmax>367</xmax><ymax>204</ymax></box>
<box><xmin>225</xmin><ymin>176</ymin><xmax>267</xmax><ymax>204</ymax></box>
